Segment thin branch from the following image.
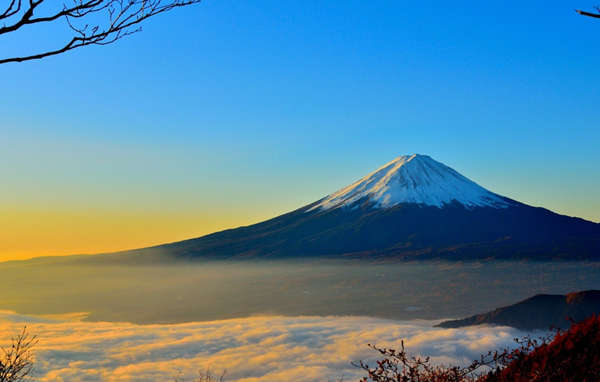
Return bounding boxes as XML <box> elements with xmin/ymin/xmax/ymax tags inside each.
<box><xmin>0</xmin><ymin>0</ymin><xmax>202</xmax><ymax>64</ymax></box>
<box><xmin>0</xmin><ymin>326</ymin><xmax>38</xmax><ymax>382</ymax></box>
<box><xmin>576</xmin><ymin>9</ymin><xmax>600</xmax><ymax>18</ymax></box>
<box><xmin>0</xmin><ymin>0</ymin><xmax>22</xmax><ymax>20</ymax></box>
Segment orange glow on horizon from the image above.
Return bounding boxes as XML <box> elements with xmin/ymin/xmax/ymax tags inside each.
<box><xmin>0</xmin><ymin>207</ymin><xmax>265</xmax><ymax>261</ymax></box>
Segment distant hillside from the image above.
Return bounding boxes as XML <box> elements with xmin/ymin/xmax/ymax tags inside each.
<box><xmin>437</xmin><ymin>290</ymin><xmax>600</xmax><ymax>330</ymax></box>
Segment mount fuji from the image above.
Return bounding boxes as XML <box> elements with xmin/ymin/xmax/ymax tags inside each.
<box><xmin>129</xmin><ymin>154</ymin><xmax>600</xmax><ymax>261</ymax></box>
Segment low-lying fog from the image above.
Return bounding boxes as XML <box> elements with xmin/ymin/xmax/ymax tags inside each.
<box><xmin>2</xmin><ymin>258</ymin><xmax>599</xmax><ymax>323</ymax></box>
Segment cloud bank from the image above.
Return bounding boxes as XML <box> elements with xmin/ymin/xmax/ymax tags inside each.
<box><xmin>0</xmin><ymin>311</ymin><xmax>529</xmax><ymax>381</ymax></box>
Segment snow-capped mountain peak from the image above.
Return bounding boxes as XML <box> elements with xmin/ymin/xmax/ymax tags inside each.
<box><xmin>309</xmin><ymin>154</ymin><xmax>511</xmax><ymax>211</ymax></box>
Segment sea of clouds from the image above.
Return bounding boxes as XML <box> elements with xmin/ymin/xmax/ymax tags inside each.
<box><xmin>0</xmin><ymin>311</ymin><xmax>530</xmax><ymax>382</ymax></box>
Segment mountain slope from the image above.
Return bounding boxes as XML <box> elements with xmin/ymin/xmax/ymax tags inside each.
<box><xmin>125</xmin><ymin>154</ymin><xmax>600</xmax><ymax>261</ymax></box>
<box><xmin>437</xmin><ymin>290</ymin><xmax>600</xmax><ymax>330</ymax></box>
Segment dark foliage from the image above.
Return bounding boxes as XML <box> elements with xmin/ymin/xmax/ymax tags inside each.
<box><xmin>483</xmin><ymin>316</ymin><xmax>600</xmax><ymax>382</ymax></box>
<box><xmin>359</xmin><ymin>316</ymin><xmax>600</xmax><ymax>382</ymax></box>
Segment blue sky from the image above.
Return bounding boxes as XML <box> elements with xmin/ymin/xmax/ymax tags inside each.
<box><xmin>1</xmin><ymin>0</ymin><xmax>599</xmax><ymax>258</ymax></box>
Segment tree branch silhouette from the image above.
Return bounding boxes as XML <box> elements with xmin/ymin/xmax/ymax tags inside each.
<box><xmin>0</xmin><ymin>326</ymin><xmax>37</xmax><ymax>382</ymax></box>
<box><xmin>0</xmin><ymin>0</ymin><xmax>201</xmax><ymax>64</ymax></box>
<box><xmin>576</xmin><ymin>6</ymin><xmax>600</xmax><ymax>19</ymax></box>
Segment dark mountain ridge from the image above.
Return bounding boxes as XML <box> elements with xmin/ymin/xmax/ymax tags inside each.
<box><xmin>437</xmin><ymin>290</ymin><xmax>600</xmax><ymax>330</ymax></box>
<box><xmin>122</xmin><ymin>198</ymin><xmax>599</xmax><ymax>261</ymax></box>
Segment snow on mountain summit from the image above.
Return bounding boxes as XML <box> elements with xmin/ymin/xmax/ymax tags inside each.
<box><xmin>309</xmin><ymin>154</ymin><xmax>511</xmax><ymax>211</ymax></box>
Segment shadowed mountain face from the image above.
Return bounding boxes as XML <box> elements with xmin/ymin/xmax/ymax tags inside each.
<box><xmin>123</xmin><ymin>154</ymin><xmax>600</xmax><ymax>261</ymax></box>
<box><xmin>437</xmin><ymin>290</ymin><xmax>600</xmax><ymax>330</ymax></box>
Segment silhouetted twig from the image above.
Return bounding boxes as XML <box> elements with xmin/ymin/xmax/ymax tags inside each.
<box><xmin>576</xmin><ymin>6</ymin><xmax>600</xmax><ymax>18</ymax></box>
<box><xmin>0</xmin><ymin>0</ymin><xmax>201</xmax><ymax>64</ymax></box>
<box><xmin>0</xmin><ymin>326</ymin><xmax>37</xmax><ymax>382</ymax></box>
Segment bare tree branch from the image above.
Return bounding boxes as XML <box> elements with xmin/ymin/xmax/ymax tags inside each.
<box><xmin>0</xmin><ymin>0</ymin><xmax>202</xmax><ymax>64</ymax></box>
<box><xmin>576</xmin><ymin>7</ymin><xmax>600</xmax><ymax>18</ymax></box>
<box><xmin>0</xmin><ymin>326</ymin><xmax>37</xmax><ymax>382</ymax></box>
<box><xmin>0</xmin><ymin>0</ymin><xmax>23</xmax><ymax>21</ymax></box>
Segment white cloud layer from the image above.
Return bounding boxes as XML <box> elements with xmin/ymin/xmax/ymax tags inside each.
<box><xmin>0</xmin><ymin>311</ymin><xmax>528</xmax><ymax>382</ymax></box>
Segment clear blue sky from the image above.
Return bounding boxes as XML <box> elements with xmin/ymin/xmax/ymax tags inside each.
<box><xmin>1</xmin><ymin>1</ymin><xmax>599</xmax><ymax>258</ymax></box>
